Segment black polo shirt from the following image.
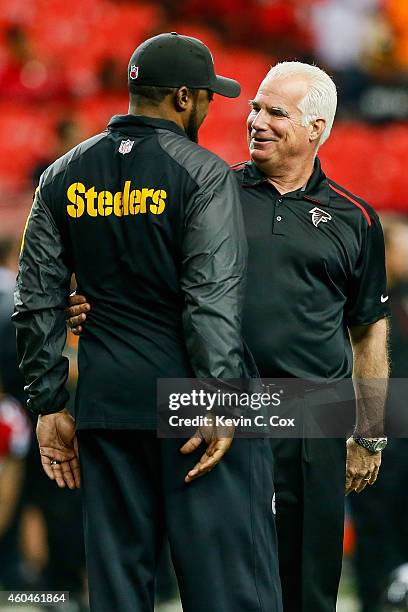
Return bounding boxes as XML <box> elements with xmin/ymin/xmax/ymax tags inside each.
<box><xmin>233</xmin><ymin>158</ymin><xmax>390</xmax><ymax>380</ymax></box>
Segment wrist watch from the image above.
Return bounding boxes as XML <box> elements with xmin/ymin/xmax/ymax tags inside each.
<box><xmin>353</xmin><ymin>435</ymin><xmax>388</xmax><ymax>454</ymax></box>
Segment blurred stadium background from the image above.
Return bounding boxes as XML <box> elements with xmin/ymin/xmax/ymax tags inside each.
<box><xmin>0</xmin><ymin>1</ymin><xmax>408</xmax><ymax>611</ymax></box>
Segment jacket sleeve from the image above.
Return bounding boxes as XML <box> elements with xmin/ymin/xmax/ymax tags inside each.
<box><xmin>181</xmin><ymin>164</ymin><xmax>250</xmax><ymax>380</ymax></box>
<box><xmin>12</xmin><ymin>183</ymin><xmax>72</xmax><ymax>416</ymax></box>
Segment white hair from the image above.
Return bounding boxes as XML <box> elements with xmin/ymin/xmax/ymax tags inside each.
<box><xmin>266</xmin><ymin>61</ymin><xmax>337</xmax><ymax>146</ymax></box>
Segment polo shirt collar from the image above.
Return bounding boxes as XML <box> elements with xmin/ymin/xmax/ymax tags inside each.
<box><xmin>108</xmin><ymin>114</ymin><xmax>187</xmax><ymax>139</ymax></box>
<box><xmin>241</xmin><ymin>157</ymin><xmax>331</xmax><ymax>207</ymax></box>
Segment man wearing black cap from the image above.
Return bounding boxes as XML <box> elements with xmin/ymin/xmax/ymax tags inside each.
<box><xmin>67</xmin><ymin>58</ymin><xmax>391</xmax><ymax>612</ymax></box>
<box><xmin>13</xmin><ymin>33</ymin><xmax>282</xmax><ymax>612</ymax></box>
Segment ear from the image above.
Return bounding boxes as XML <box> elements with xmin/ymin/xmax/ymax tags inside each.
<box><xmin>309</xmin><ymin>118</ymin><xmax>326</xmax><ymax>143</ymax></box>
<box><xmin>175</xmin><ymin>86</ymin><xmax>191</xmax><ymax>112</ymax></box>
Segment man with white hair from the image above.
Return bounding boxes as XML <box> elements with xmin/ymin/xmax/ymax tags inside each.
<box><xmin>67</xmin><ymin>61</ymin><xmax>390</xmax><ymax>612</ymax></box>
<box><xmin>233</xmin><ymin>61</ymin><xmax>390</xmax><ymax>612</ymax></box>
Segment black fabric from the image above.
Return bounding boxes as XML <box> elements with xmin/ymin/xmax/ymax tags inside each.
<box><xmin>233</xmin><ymin>158</ymin><xmax>390</xmax><ymax>381</ymax></box>
<box><xmin>270</xmin><ymin>402</ymin><xmax>347</xmax><ymax>612</ymax></box>
<box><xmin>78</xmin><ymin>429</ymin><xmax>282</xmax><ymax>612</ymax></box>
<box><xmin>349</xmin><ymin>441</ymin><xmax>408</xmax><ymax>612</ymax></box>
<box><xmin>14</xmin><ymin>115</ymin><xmax>252</xmax><ymax>426</ymax></box>
<box><xmin>127</xmin><ymin>32</ymin><xmax>240</xmax><ymax>98</ymax></box>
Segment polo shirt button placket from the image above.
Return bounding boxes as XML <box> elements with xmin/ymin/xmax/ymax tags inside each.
<box><xmin>273</xmin><ymin>197</ymin><xmax>284</xmax><ymax>232</ymax></box>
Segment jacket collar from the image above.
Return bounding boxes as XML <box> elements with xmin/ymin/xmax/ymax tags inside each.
<box><xmin>108</xmin><ymin>114</ymin><xmax>187</xmax><ymax>139</ymax></box>
<box><xmin>241</xmin><ymin>157</ymin><xmax>331</xmax><ymax>207</ymax></box>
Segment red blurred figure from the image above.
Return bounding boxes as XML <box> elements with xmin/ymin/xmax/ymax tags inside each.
<box><xmin>0</xmin><ymin>395</ymin><xmax>30</xmax><ymax>468</ymax></box>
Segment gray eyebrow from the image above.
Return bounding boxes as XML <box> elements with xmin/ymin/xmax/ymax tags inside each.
<box><xmin>248</xmin><ymin>100</ymin><xmax>290</xmax><ymax>117</ymax></box>
<box><xmin>267</xmin><ymin>106</ymin><xmax>290</xmax><ymax>117</ymax></box>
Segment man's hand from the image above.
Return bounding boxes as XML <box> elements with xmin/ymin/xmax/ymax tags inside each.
<box><xmin>36</xmin><ymin>409</ymin><xmax>80</xmax><ymax>489</ymax></box>
<box><xmin>345</xmin><ymin>437</ymin><xmax>381</xmax><ymax>495</ymax></box>
<box><xmin>67</xmin><ymin>293</ymin><xmax>234</xmax><ymax>484</ymax></box>
<box><xmin>66</xmin><ymin>293</ymin><xmax>90</xmax><ymax>335</ymax></box>
<box><xmin>180</xmin><ymin>422</ymin><xmax>234</xmax><ymax>483</ymax></box>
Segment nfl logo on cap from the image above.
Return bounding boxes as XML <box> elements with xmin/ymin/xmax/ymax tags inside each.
<box><xmin>130</xmin><ymin>65</ymin><xmax>139</xmax><ymax>80</ymax></box>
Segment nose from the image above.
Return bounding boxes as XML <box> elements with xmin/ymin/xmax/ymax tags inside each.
<box><xmin>250</xmin><ymin>109</ymin><xmax>267</xmax><ymax>133</ymax></box>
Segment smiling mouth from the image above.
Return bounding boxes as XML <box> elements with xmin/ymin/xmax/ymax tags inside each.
<box><xmin>251</xmin><ymin>136</ymin><xmax>278</xmax><ymax>143</ymax></box>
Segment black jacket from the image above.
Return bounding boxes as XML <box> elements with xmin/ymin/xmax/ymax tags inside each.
<box><xmin>13</xmin><ymin>115</ymin><xmax>254</xmax><ymax>428</ymax></box>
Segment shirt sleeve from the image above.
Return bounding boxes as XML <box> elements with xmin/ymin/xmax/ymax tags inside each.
<box><xmin>181</xmin><ymin>163</ymin><xmax>253</xmax><ymax>380</ymax></box>
<box><xmin>345</xmin><ymin>211</ymin><xmax>391</xmax><ymax>327</ymax></box>
<box><xmin>12</xmin><ymin>181</ymin><xmax>72</xmax><ymax>416</ymax></box>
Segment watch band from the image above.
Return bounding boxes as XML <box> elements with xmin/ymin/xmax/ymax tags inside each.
<box><xmin>353</xmin><ymin>435</ymin><xmax>387</xmax><ymax>454</ymax></box>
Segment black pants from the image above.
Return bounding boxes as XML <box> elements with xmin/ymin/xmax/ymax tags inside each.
<box><xmin>270</xmin><ymin>436</ymin><xmax>346</xmax><ymax>612</ymax></box>
<box><xmin>78</xmin><ymin>430</ymin><xmax>283</xmax><ymax>612</ymax></box>
<box><xmin>349</xmin><ymin>440</ymin><xmax>408</xmax><ymax>612</ymax></box>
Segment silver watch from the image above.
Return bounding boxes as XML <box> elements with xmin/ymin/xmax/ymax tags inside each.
<box><xmin>353</xmin><ymin>435</ymin><xmax>388</xmax><ymax>454</ymax></box>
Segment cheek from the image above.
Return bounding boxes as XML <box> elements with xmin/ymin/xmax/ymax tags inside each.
<box><xmin>295</xmin><ymin>127</ymin><xmax>311</xmax><ymax>146</ymax></box>
<box><xmin>268</xmin><ymin>117</ymin><xmax>289</xmax><ymax>137</ymax></box>
<box><xmin>279</xmin><ymin>123</ymin><xmax>302</xmax><ymax>145</ymax></box>
<box><xmin>291</xmin><ymin>119</ymin><xmax>308</xmax><ymax>136</ymax></box>
<box><xmin>199</xmin><ymin>106</ymin><xmax>209</xmax><ymax>125</ymax></box>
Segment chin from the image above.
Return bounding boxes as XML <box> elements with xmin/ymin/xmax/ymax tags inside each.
<box><xmin>250</xmin><ymin>149</ymin><xmax>269</xmax><ymax>164</ymax></box>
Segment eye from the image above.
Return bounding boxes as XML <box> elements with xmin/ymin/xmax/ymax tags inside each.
<box><xmin>249</xmin><ymin>101</ymin><xmax>260</xmax><ymax>113</ymax></box>
<box><xmin>268</xmin><ymin>108</ymin><xmax>289</xmax><ymax>119</ymax></box>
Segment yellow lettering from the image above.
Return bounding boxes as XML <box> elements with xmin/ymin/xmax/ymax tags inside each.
<box><xmin>122</xmin><ymin>180</ymin><xmax>131</xmax><ymax>216</ymax></box>
<box><xmin>66</xmin><ymin>182</ymin><xmax>167</xmax><ymax>219</ymax></box>
<box><xmin>129</xmin><ymin>190</ymin><xmax>141</xmax><ymax>214</ymax></box>
<box><xmin>67</xmin><ymin>182</ymin><xmax>85</xmax><ymax>218</ymax></box>
<box><xmin>85</xmin><ymin>186</ymin><xmax>97</xmax><ymax>217</ymax></box>
<box><xmin>139</xmin><ymin>188</ymin><xmax>154</xmax><ymax>214</ymax></box>
<box><xmin>98</xmin><ymin>191</ymin><xmax>113</xmax><ymax>216</ymax></box>
<box><xmin>150</xmin><ymin>189</ymin><xmax>167</xmax><ymax>215</ymax></box>
<box><xmin>114</xmin><ymin>192</ymin><xmax>123</xmax><ymax>216</ymax></box>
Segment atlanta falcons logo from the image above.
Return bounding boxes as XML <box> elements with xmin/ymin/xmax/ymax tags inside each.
<box><xmin>309</xmin><ymin>207</ymin><xmax>332</xmax><ymax>228</ymax></box>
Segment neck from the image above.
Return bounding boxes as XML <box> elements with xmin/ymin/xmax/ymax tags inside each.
<box><xmin>128</xmin><ymin>103</ymin><xmax>185</xmax><ymax>133</ymax></box>
<box><xmin>256</xmin><ymin>151</ymin><xmax>317</xmax><ymax>195</ymax></box>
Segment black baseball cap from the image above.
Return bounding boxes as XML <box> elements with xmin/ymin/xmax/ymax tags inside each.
<box><xmin>128</xmin><ymin>32</ymin><xmax>240</xmax><ymax>98</ymax></box>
